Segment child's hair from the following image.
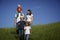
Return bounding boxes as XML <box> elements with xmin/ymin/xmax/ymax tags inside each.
<box><xmin>20</xmin><ymin>15</ymin><xmax>24</xmax><ymax>21</ymax></box>
<box><xmin>27</xmin><ymin>9</ymin><xmax>32</xmax><ymax>15</ymax></box>
<box><xmin>25</xmin><ymin>21</ymin><xmax>29</xmax><ymax>26</ymax></box>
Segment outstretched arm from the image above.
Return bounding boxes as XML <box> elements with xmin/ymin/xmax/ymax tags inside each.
<box><xmin>14</xmin><ymin>17</ymin><xmax>17</xmax><ymax>26</ymax></box>
<box><xmin>14</xmin><ymin>13</ymin><xmax>17</xmax><ymax>26</ymax></box>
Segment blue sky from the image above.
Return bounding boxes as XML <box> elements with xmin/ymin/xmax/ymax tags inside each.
<box><xmin>0</xmin><ymin>0</ymin><xmax>60</xmax><ymax>28</ymax></box>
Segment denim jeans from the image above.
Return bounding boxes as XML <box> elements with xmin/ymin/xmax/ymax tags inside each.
<box><xmin>26</xmin><ymin>34</ymin><xmax>30</xmax><ymax>40</ymax></box>
<box><xmin>19</xmin><ymin>30</ymin><xmax>24</xmax><ymax>40</ymax></box>
<box><xmin>16</xmin><ymin>21</ymin><xmax>25</xmax><ymax>40</ymax></box>
<box><xmin>16</xmin><ymin>23</ymin><xmax>18</xmax><ymax>34</ymax></box>
<box><xmin>16</xmin><ymin>22</ymin><xmax>24</xmax><ymax>40</ymax></box>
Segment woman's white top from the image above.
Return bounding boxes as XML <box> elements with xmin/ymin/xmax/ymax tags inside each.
<box><xmin>26</xmin><ymin>14</ymin><xmax>33</xmax><ymax>22</ymax></box>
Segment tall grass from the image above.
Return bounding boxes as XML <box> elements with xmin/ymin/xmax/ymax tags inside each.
<box><xmin>0</xmin><ymin>22</ymin><xmax>60</xmax><ymax>40</ymax></box>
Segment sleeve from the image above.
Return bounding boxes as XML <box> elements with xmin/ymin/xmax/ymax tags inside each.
<box><xmin>31</xmin><ymin>14</ymin><xmax>33</xmax><ymax>17</ymax></box>
<box><xmin>15</xmin><ymin>14</ymin><xmax>17</xmax><ymax>18</ymax></box>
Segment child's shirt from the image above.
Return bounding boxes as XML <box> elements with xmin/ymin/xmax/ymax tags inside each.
<box><xmin>24</xmin><ymin>26</ymin><xmax>31</xmax><ymax>34</ymax></box>
<box><xmin>26</xmin><ymin>14</ymin><xmax>33</xmax><ymax>22</ymax></box>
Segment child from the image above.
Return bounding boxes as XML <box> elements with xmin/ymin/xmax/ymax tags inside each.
<box><xmin>24</xmin><ymin>22</ymin><xmax>31</xmax><ymax>40</ymax></box>
<box><xmin>26</xmin><ymin>9</ymin><xmax>33</xmax><ymax>26</ymax></box>
<box><xmin>17</xmin><ymin>15</ymin><xmax>25</xmax><ymax>40</ymax></box>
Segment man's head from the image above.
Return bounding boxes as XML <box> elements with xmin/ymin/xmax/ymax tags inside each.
<box><xmin>17</xmin><ymin>4</ymin><xmax>22</xmax><ymax>13</ymax></box>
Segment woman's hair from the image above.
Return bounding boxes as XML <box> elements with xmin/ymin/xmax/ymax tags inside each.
<box><xmin>27</xmin><ymin>9</ymin><xmax>32</xmax><ymax>15</ymax></box>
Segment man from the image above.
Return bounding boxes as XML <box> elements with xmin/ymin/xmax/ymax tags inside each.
<box><xmin>14</xmin><ymin>4</ymin><xmax>24</xmax><ymax>34</ymax></box>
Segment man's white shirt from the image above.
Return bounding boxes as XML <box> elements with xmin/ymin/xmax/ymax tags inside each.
<box><xmin>15</xmin><ymin>13</ymin><xmax>24</xmax><ymax>23</ymax></box>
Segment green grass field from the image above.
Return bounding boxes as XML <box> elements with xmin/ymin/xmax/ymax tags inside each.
<box><xmin>0</xmin><ymin>22</ymin><xmax>60</xmax><ymax>40</ymax></box>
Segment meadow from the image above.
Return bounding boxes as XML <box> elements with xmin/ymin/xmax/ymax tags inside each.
<box><xmin>0</xmin><ymin>22</ymin><xmax>60</xmax><ymax>40</ymax></box>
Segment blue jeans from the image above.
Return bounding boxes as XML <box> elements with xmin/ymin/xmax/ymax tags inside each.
<box><xmin>26</xmin><ymin>34</ymin><xmax>30</xmax><ymax>40</ymax></box>
<box><xmin>19</xmin><ymin>30</ymin><xmax>24</xmax><ymax>40</ymax></box>
<box><xmin>16</xmin><ymin>23</ymin><xmax>18</xmax><ymax>34</ymax></box>
<box><xmin>16</xmin><ymin>21</ymin><xmax>25</xmax><ymax>40</ymax></box>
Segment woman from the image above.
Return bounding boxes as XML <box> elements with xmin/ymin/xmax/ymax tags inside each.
<box><xmin>26</xmin><ymin>9</ymin><xmax>33</xmax><ymax>26</ymax></box>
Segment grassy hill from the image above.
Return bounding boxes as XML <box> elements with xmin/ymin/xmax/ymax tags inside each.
<box><xmin>0</xmin><ymin>22</ymin><xmax>60</xmax><ymax>40</ymax></box>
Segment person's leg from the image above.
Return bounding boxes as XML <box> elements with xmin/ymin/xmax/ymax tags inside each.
<box><xmin>21</xmin><ymin>21</ymin><xmax>25</xmax><ymax>40</ymax></box>
<box><xmin>21</xmin><ymin>30</ymin><xmax>24</xmax><ymax>40</ymax></box>
<box><xmin>26</xmin><ymin>34</ymin><xmax>29</xmax><ymax>40</ymax></box>
<box><xmin>19</xmin><ymin>30</ymin><xmax>22</xmax><ymax>40</ymax></box>
<box><xmin>16</xmin><ymin>23</ymin><xmax>19</xmax><ymax>34</ymax></box>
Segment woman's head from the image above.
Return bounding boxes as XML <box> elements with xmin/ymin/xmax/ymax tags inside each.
<box><xmin>27</xmin><ymin>9</ymin><xmax>32</xmax><ymax>15</ymax></box>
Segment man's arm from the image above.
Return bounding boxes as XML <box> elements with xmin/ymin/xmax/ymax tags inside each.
<box><xmin>14</xmin><ymin>17</ymin><xmax>16</xmax><ymax>26</ymax></box>
<box><xmin>14</xmin><ymin>14</ymin><xmax>17</xmax><ymax>26</ymax></box>
<box><xmin>14</xmin><ymin>13</ymin><xmax>17</xmax><ymax>26</ymax></box>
